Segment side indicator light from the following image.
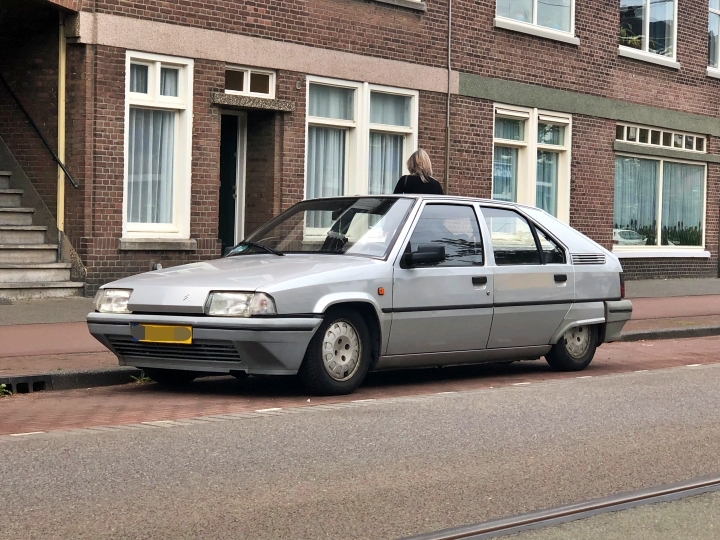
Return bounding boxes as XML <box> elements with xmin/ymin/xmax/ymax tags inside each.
<box><xmin>378</xmin><ymin>287</ymin><xmax>385</xmax><ymax>296</ymax></box>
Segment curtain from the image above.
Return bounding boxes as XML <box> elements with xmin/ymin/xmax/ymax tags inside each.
<box><xmin>661</xmin><ymin>162</ymin><xmax>704</xmax><ymax>246</ymax></box>
<box><xmin>710</xmin><ymin>13</ymin><xmax>720</xmax><ymax>68</ymax></box>
<box><xmin>308</xmin><ymin>84</ymin><xmax>354</xmax><ymax>120</ymax></box>
<box><xmin>128</xmin><ymin>108</ymin><xmax>175</xmax><ymax>224</ymax></box>
<box><xmin>370</xmin><ymin>93</ymin><xmax>410</xmax><ymax>127</ymax></box>
<box><xmin>160</xmin><ymin>68</ymin><xmax>179</xmax><ymax>97</ymax></box>
<box><xmin>306</xmin><ymin>126</ymin><xmax>346</xmax><ymax>227</ymax></box>
<box><xmin>536</xmin><ymin>0</ymin><xmax>571</xmax><ymax>32</ymax></box>
<box><xmin>496</xmin><ymin>0</ymin><xmax>532</xmax><ymax>24</ymax></box>
<box><xmin>614</xmin><ymin>156</ymin><xmax>658</xmax><ymax>244</ymax></box>
<box><xmin>492</xmin><ymin>146</ymin><xmax>518</xmax><ymax>202</ymax></box>
<box><xmin>494</xmin><ymin>118</ymin><xmax>524</xmax><ymax>141</ymax></box>
<box><xmin>129</xmin><ymin>64</ymin><xmax>148</xmax><ymax>93</ymax></box>
<box><xmin>536</xmin><ymin>151</ymin><xmax>559</xmax><ymax>216</ymax></box>
<box><xmin>369</xmin><ymin>133</ymin><xmax>403</xmax><ymax>194</ymax></box>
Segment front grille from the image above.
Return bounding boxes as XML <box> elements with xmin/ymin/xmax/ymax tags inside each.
<box><xmin>108</xmin><ymin>336</ymin><xmax>242</xmax><ymax>363</ymax></box>
<box><xmin>571</xmin><ymin>253</ymin><xmax>606</xmax><ymax>265</ymax></box>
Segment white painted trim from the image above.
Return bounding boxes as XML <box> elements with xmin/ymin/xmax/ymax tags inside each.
<box><xmin>618</xmin><ymin>46</ymin><xmax>680</xmax><ymax>70</ymax></box>
<box><xmin>707</xmin><ymin>67</ymin><xmax>720</xmax><ymax>79</ymax></box>
<box><xmin>494</xmin><ymin>17</ymin><xmax>579</xmax><ymax>46</ymax></box>
<box><xmin>614</xmin><ymin>250</ymin><xmax>711</xmax><ymax>258</ymax></box>
<box><xmin>224</xmin><ymin>66</ymin><xmax>276</xmax><ymax>99</ymax></box>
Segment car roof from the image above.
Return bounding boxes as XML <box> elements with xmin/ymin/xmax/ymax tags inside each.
<box><xmin>310</xmin><ymin>194</ymin><xmax>544</xmax><ymax>213</ymax></box>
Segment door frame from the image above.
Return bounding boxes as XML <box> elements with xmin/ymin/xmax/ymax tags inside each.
<box><xmin>221</xmin><ymin>110</ymin><xmax>248</xmax><ymax>243</ymax></box>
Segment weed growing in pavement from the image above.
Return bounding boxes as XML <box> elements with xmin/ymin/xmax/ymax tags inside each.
<box><xmin>131</xmin><ymin>372</ymin><xmax>152</xmax><ymax>384</ymax></box>
<box><xmin>0</xmin><ymin>383</ymin><xmax>12</xmax><ymax>396</ymax></box>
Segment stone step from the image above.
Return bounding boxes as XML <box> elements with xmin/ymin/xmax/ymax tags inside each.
<box><xmin>0</xmin><ymin>207</ymin><xmax>34</xmax><ymax>226</ymax></box>
<box><xmin>0</xmin><ymin>244</ymin><xmax>58</xmax><ymax>264</ymax></box>
<box><xmin>0</xmin><ymin>189</ymin><xmax>23</xmax><ymax>208</ymax></box>
<box><xmin>0</xmin><ymin>281</ymin><xmax>85</xmax><ymax>300</ymax></box>
<box><xmin>0</xmin><ymin>226</ymin><xmax>47</xmax><ymax>245</ymax></box>
<box><xmin>0</xmin><ymin>171</ymin><xmax>10</xmax><ymax>190</ymax></box>
<box><xmin>0</xmin><ymin>263</ymin><xmax>71</xmax><ymax>283</ymax></box>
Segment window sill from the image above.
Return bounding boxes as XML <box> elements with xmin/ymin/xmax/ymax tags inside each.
<box><xmin>494</xmin><ymin>17</ymin><xmax>579</xmax><ymax>46</ymax></box>
<box><xmin>366</xmin><ymin>0</ymin><xmax>427</xmax><ymax>11</ymax></box>
<box><xmin>617</xmin><ymin>46</ymin><xmax>680</xmax><ymax>70</ymax></box>
<box><xmin>212</xmin><ymin>93</ymin><xmax>295</xmax><ymax>112</ymax></box>
<box><xmin>707</xmin><ymin>67</ymin><xmax>720</xmax><ymax>79</ymax></box>
<box><xmin>119</xmin><ymin>238</ymin><xmax>198</xmax><ymax>251</ymax></box>
<box><xmin>613</xmin><ymin>249</ymin><xmax>710</xmax><ymax>259</ymax></box>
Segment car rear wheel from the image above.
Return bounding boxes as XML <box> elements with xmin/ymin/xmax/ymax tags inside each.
<box><xmin>545</xmin><ymin>325</ymin><xmax>598</xmax><ymax>371</ymax></box>
<box><xmin>142</xmin><ymin>368</ymin><xmax>198</xmax><ymax>386</ymax></box>
<box><xmin>299</xmin><ymin>308</ymin><xmax>371</xmax><ymax>395</ymax></box>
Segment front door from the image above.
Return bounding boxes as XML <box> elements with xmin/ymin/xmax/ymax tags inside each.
<box><xmin>219</xmin><ymin>113</ymin><xmax>247</xmax><ymax>252</ymax></box>
<box><xmin>386</xmin><ymin>203</ymin><xmax>493</xmax><ymax>357</ymax></box>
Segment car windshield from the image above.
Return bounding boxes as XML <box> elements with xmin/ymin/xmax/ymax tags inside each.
<box><xmin>230</xmin><ymin>197</ymin><xmax>414</xmax><ymax>258</ymax></box>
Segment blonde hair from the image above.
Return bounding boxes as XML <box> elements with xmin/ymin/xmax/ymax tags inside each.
<box><xmin>406</xmin><ymin>149</ymin><xmax>433</xmax><ymax>183</ymax></box>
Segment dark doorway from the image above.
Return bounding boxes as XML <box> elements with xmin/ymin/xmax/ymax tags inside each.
<box><xmin>219</xmin><ymin>113</ymin><xmax>246</xmax><ymax>252</ymax></box>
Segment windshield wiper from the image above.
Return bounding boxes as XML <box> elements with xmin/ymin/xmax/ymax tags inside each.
<box><xmin>228</xmin><ymin>241</ymin><xmax>284</xmax><ymax>256</ymax></box>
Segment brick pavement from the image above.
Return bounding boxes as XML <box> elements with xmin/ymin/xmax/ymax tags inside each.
<box><xmin>2</xmin><ymin>336</ymin><xmax>719</xmax><ymax>436</ymax></box>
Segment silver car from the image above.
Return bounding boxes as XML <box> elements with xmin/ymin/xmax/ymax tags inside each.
<box><xmin>88</xmin><ymin>196</ymin><xmax>632</xmax><ymax>395</ymax></box>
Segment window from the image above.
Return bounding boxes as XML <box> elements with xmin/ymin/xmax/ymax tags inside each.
<box><xmin>710</xmin><ymin>1</ymin><xmax>720</xmax><ymax>72</ymax></box>
<box><xmin>495</xmin><ymin>0</ymin><xmax>575</xmax><ymax>36</ymax></box>
<box><xmin>224</xmin><ymin>67</ymin><xmax>275</xmax><ymax>98</ymax></box>
<box><xmin>616</xmin><ymin>124</ymin><xmax>706</xmax><ymax>152</ymax></box>
<box><xmin>619</xmin><ymin>0</ymin><xmax>677</xmax><ymax>59</ymax></box>
<box><xmin>492</xmin><ymin>106</ymin><xmax>571</xmax><ymax>223</ymax></box>
<box><xmin>404</xmin><ymin>205</ymin><xmax>483</xmax><ymax>267</ymax></box>
<box><xmin>305</xmin><ymin>77</ymin><xmax>418</xmax><ymax>202</ymax></box>
<box><xmin>614</xmin><ymin>156</ymin><xmax>705</xmax><ymax>249</ymax></box>
<box><xmin>124</xmin><ymin>52</ymin><xmax>193</xmax><ymax>239</ymax></box>
<box><xmin>482</xmin><ymin>207</ymin><xmax>541</xmax><ymax>266</ymax></box>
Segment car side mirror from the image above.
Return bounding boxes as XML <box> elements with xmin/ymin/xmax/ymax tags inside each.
<box><xmin>406</xmin><ymin>245</ymin><xmax>445</xmax><ymax>266</ymax></box>
<box><xmin>223</xmin><ymin>246</ymin><xmax>234</xmax><ymax>257</ymax></box>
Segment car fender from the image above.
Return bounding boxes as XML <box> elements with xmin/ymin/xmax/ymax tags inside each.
<box><xmin>313</xmin><ymin>293</ymin><xmax>390</xmax><ymax>351</ymax></box>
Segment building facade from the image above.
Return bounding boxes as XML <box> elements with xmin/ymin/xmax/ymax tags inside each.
<box><xmin>0</xmin><ymin>0</ymin><xmax>718</xmax><ymax>296</ymax></box>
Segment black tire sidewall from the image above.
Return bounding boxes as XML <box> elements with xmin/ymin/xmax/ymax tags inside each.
<box><xmin>142</xmin><ymin>367</ymin><xmax>198</xmax><ymax>385</ymax></box>
<box><xmin>546</xmin><ymin>325</ymin><xmax>598</xmax><ymax>371</ymax></box>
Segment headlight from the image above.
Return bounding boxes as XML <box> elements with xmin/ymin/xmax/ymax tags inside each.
<box><xmin>204</xmin><ymin>292</ymin><xmax>277</xmax><ymax>317</ymax></box>
<box><xmin>94</xmin><ymin>289</ymin><xmax>133</xmax><ymax>313</ymax></box>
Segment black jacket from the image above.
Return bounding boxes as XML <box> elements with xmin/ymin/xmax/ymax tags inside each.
<box><xmin>393</xmin><ymin>174</ymin><xmax>445</xmax><ymax>195</ymax></box>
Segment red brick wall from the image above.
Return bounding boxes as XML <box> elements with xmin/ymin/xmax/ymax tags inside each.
<box><xmin>244</xmin><ymin>111</ymin><xmax>278</xmax><ymax>236</ymax></box>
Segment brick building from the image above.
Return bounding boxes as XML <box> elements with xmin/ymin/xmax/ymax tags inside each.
<box><xmin>0</xmin><ymin>0</ymin><xmax>718</xmax><ymax>296</ymax></box>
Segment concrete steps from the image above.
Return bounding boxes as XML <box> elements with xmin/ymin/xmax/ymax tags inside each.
<box><xmin>0</xmin><ymin>171</ymin><xmax>85</xmax><ymax>299</ymax></box>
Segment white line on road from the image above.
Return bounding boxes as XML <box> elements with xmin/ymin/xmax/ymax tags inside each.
<box><xmin>9</xmin><ymin>431</ymin><xmax>45</xmax><ymax>437</ymax></box>
<box><xmin>687</xmin><ymin>364</ymin><xmax>702</xmax><ymax>367</ymax></box>
<box><xmin>255</xmin><ymin>408</ymin><xmax>283</xmax><ymax>413</ymax></box>
<box><xmin>576</xmin><ymin>376</ymin><xmax>592</xmax><ymax>379</ymax></box>
<box><xmin>635</xmin><ymin>370</ymin><xmax>649</xmax><ymax>373</ymax></box>
<box><xmin>352</xmin><ymin>399</ymin><xmax>377</xmax><ymax>402</ymax></box>
<box><xmin>436</xmin><ymin>391</ymin><xmax>457</xmax><ymax>395</ymax></box>
<box><xmin>513</xmin><ymin>382</ymin><xmax>531</xmax><ymax>386</ymax></box>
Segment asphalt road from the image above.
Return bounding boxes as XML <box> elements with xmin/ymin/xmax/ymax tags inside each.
<box><xmin>2</xmin><ymin>363</ymin><xmax>720</xmax><ymax>539</ymax></box>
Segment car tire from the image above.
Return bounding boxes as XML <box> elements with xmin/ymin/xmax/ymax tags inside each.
<box><xmin>545</xmin><ymin>325</ymin><xmax>598</xmax><ymax>371</ymax></box>
<box><xmin>142</xmin><ymin>368</ymin><xmax>198</xmax><ymax>386</ymax></box>
<box><xmin>299</xmin><ymin>308</ymin><xmax>371</xmax><ymax>395</ymax></box>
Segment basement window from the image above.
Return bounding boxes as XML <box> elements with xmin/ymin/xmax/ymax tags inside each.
<box><xmin>225</xmin><ymin>67</ymin><xmax>275</xmax><ymax>99</ymax></box>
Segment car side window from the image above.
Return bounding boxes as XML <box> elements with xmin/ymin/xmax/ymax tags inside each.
<box><xmin>405</xmin><ymin>204</ymin><xmax>484</xmax><ymax>266</ymax></box>
<box><xmin>481</xmin><ymin>207</ymin><xmax>540</xmax><ymax>266</ymax></box>
<box><xmin>535</xmin><ymin>227</ymin><xmax>566</xmax><ymax>264</ymax></box>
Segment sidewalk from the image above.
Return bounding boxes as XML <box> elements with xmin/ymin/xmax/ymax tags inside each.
<box><xmin>1</xmin><ymin>279</ymin><xmax>720</xmax><ymax>392</ymax></box>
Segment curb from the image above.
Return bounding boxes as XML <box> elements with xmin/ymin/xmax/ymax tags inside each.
<box><xmin>619</xmin><ymin>325</ymin><xmax>720</xmax><ymax>342</ymax></box>
<box><xmin>0</xmin><ymin>367</ymin><xmax>141</xmax><ymax>394</ymax></box>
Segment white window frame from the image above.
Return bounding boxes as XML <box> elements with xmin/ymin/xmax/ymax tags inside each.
<box><xmin>494</xmin><ymin>0</ymin><xmax>578</xmax><ymax>46</ymax></box>
<box><xmin>613</xmin><ymin>153</ymin><xmax>708</xmax><ymax>257</ymax></box>
<box><xmin>304</xmin><ymin>76</ymin><xmax>418</xmax><ymax>199</ymax></box>
<box><xmin>709</xmin><ymin>3</ymin><xmax>720</xmax><ymax>78</ymax></box>
<box><xmin>618</xmin><ymin>0</ymin><xmax>679</xmax><ymax>69</ymax></box>
<box><xmin>616</xmin><ymin>123</ymin><xmax>706</xmax><ymax>153</ymax></box>
<box><xmin>123</xmin><ymin>51</ymin><xmax>194</xmax><ymax>239</ymax></box>
<box><xmin>492</xmin><ymin>105</ymin><xmax>572</xmax><ymax>224</ymax></box>
<box><xmin>224</xmin><ymin>66</ymin><xmax>276</xmax><ymax>99</ymax></box>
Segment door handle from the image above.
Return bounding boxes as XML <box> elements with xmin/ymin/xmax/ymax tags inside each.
<box><xmin>472</xmin><ymin>276</ymin><xmax>488</xmax><ymax>286</ymax></box>
<box><xmin>554</xmin><ymin>274</ymin><xmax>568</xmax><ymax>283</ymax></box>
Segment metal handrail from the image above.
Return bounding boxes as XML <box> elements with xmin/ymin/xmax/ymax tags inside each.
<box><xmin>0</xmin><ymin>70</ymin><xmax>79</xmax><ymax>189</ymax></box>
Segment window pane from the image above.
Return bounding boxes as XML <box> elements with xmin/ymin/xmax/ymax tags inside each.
<box><xmin>225</xmin><ymin>70</ymin><xmax>245</xmax><ymax>92</ymax></box>
<box><xmin>712</xmin><ymin>0</ymin><xmax>720</xmax><ymax>10</ymax></box>
<box><xmin>536</xmin><ymin>151</ymin><xmax>559</xmax><ymax>216</ymax></box>
<box><xmin>160</xmin><ymin>68</ymin><xmax>179</xmax><ymax>97</ymax></box>
<box><xmin>616</xmin><ymin>125</ymin><xmax>626</xmax><ymax>140</ymax></box>
<box><xmin>662</xmin><ymin>132</ymin><xmax>672</xmax><ymax>146</ymax></box>
<box><xmin>627</xmin><ymin>126</ymin><xmax>637</xmax><ymax>142</ymax></box>
<box><xmin>709</xmin><ymin>12</ymin><xmax>720</xmax><ymax>68</ymax></box>
<box><xmin>306</xmin><ymin>126</ymin><xmax>346</xmax><ymax>226</ymax></box>
<box><xmin>538</xmin><ymin>123</ymin><xmax>564</xmax><ymax>145</ymax></box>
<box><xmin>492</xmin><ymin>146</ymin><xmax>518</xmax><ymax>202</ymax></box>
<box><xmin>673</xmin><ymin>133</ymin><xmax>683</xmax><ymax>148</ymax></box>
<box><xmin>130</xmin><ymin>64</ymin><xmax>148</xmax><ymax>93</ymax></box>
<box><xmin>685</xmin><ymin>135</ymin><xmax>694</xmax><ymax>150</ymax></box>
<box><xmin>537</xmin><ymin>0</ymin><xmax>571</xmax><ymax>32</ymax></box>
<box><xmin>661</xmin><ymin>163</ymin><xmax>704</xmax><ymax>246</ymax></box>
<box><xmin>128</xmin><ymin>108</ymin><xmax>175</xmax><ymax>224</ymax></box>
<box><xmin>651</xmin><ymin>130</ymin><xmax>661</xmax><ymax>145</ymax></box>
<box><xmin>649</xmin><ymin>0</ymin><xmax>674</xmax><ymax>57</ymax></box>
<box><xmin>613</xmin><ymin>156</ymin><xmax>658</xmax><ymax>246</ymax></box>
<box><xmin>407</xmin><ymin>205</ymin><xmax>483</xmax><ymax>267</ymax></box>
<box><xmin>250</xmin><ymin>72</ymin><xmax>271</xmax><ymax>94</ymax></box>
<box><xmin>536</xmin><ymin>228</ymin><xmax>565</xmax><ymax>264</ymax></box>
<box><xmin>370</xmin><ymin>93</ymin><xmax>411</xmax><ymax>127</ymax></box>
<box><xmin>482</xmin><ymin>207</ymin><xmax>540</xmax><ymax>265</ymax></box>
<box><xmin>696</xmin><ymin>138</ymin><xmax>705</xmax><ymax>152</ymax></box>
<box><xmin>368</xmin><ymin>132</ymin><xmax>404</xmax><ymax>195</ymax></box>
<box><xmin>639</xmin><ymin>128</ymin><xmax>649</xmax><ymax>143</ymax></box>
<box><xmin>620</xmin><ymin>0</ymin><xmax>644</xmax><ymax>50</ymax></box>
<box><xmin>309</xmin><ymin>84</ymin><xmax>354</xmax><ymax>120</ymax></box>
<box><xmin>496</xmin><ymin>0</ymin><xmax>532</xmax><ymax>23</ymax></box>
<box><xmin>494</xmin><ymin>118</ymin><xmax>524</xmax><ymax>140</ymax></box>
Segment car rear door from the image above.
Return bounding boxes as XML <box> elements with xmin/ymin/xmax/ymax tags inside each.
<box><xmin>480</xmin><ymin>206</ymin><xmax>575</xmax><ymax>348</ymax></box>
<box><xmin>386</xmin><ymin>202</ymin><xmax>493</xmax><ymax>357</ymax></box>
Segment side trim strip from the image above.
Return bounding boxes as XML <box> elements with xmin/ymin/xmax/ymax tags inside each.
<box><xmin>382</xmin><ymin>304</ymin><xmax>492</xmax><ymax>313</ymax></box>
<box><xmin>383</xmin><ymin>298</ymin><xmax>620</xmax><ymax>313</ymax></box>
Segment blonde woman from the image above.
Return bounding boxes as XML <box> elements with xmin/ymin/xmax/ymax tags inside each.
<box><xmin>394</xmin><ymin>149</ymin><xmax>444</xmax><ymax>195</ymax></box>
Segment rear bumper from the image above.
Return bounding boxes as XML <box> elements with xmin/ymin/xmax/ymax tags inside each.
<box><xmin>86</xmin><ymin>312</ymin><xmax>322</xmax><ymax>375</ymax></box>
<box><xmin>603</xmin><ymin>300</ymin><xmax>633</xmax><ymax>343</ymax></box>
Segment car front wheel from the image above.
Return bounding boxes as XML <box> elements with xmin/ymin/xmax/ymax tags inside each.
<box><xmin>299</xmin><ymin>308</ymin><xmax>371</xmax><ymax>395</ymax></box>
<box><xmin>142</xmin><ymin>368</ymin><xmax>198</xmax><ymax>386</ymax></box>
<box><xmin>545</xmin><ymin>325</ymin><xmax>598</xmax><ymax>371</ymax></box>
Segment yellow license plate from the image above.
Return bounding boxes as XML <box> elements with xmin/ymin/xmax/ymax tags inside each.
<box><xmin>131</xmin><ymin>324</ymin><xmax>192</xmax><ymax>344</ymax></box>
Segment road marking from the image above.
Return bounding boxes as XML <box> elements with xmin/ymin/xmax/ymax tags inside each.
<box><xmin>9</xmin><ymin>431</ymin><xmax>45</xmax><ymax>437</ymax></box>
<box><xmin>576</xmin><ymin>375</ymin><xmax>592</xmax><ymax>379</ymax></box>
<box><xmin>255</xmin><ymin>408</ymin><xmax>282</xmax><ymax>413</ymax></box>
<box><xmin>513</xmin><ymin>382</ymin><xmax>530</xmax><ymax>386</ymax></box>
<box><xmin>436</xmin><ymin>391</ymin><xmax>457</xmax><ymax>395</ymax></box>
<box><xmin>352</xmin><ymin>399</ymin><xmax>376</xmax><ymax>402</ymax></box>
<box><xmin>635</xmin><ymin>369</ymin><xmax>649</xmax><ymax>373</ymax></box>
<box><xmin>687</xmin><ymin>364</ymin><xmax>702</xmax><ymax>367</ymax></box>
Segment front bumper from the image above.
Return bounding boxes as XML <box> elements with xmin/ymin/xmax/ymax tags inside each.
<box><xmin>603</xmin><ymin>300</ymin><xmax>633</xmax><ymax>343</ymax></box>
<box><xmin>87</xmin><ymin>312</ymin><xmax>323</xmax><ymax>375</ymax></box>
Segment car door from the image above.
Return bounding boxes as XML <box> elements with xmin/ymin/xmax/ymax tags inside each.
<box><xmin>480</xmin><ymin>206</ymin><xmax>575</xmax><ymax>348</ymax></box>
<box><xmin>386</xmin><ymin>202</ymin><xmax>493</xmax><ymax>357</ymax></box>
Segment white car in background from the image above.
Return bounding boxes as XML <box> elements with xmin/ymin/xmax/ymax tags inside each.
<box><xmin>613</xmin><ymin>228</ymin><xmax>647</xmax><ymax>246</ymax></box>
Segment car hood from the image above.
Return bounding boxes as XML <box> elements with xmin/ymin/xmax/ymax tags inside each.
<box><xmin>104</xmin><ymin>254</ymin><xmax>381</xmax><ymax>314</ymax></box>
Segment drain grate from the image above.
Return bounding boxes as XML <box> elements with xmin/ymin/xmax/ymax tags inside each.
<box><xmin>0</xmin><ymin>375</ymin><xmax>52</xmax><ymax>394</ymax></box>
